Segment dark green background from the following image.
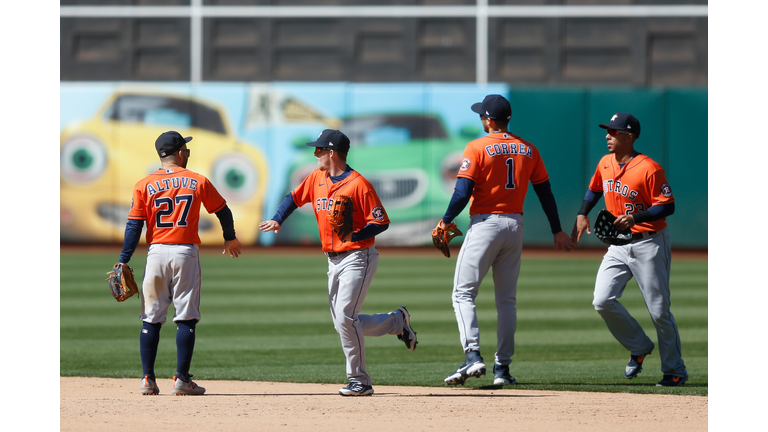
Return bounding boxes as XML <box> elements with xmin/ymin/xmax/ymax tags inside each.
<box><xmin>509</xmin><ymin>87</ymin><xmax>707</xmax><ymax>248</ymax></box>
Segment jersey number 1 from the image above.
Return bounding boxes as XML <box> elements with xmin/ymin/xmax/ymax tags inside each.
<box><xmin>155</xmin><ymin>194</ymin><xmax>192</xmax><ymax>228</ymax></box>
<box><xmin>505</xmin><ymin>158</ymin><xmax>516</xmax><ymax>189</ymax></box>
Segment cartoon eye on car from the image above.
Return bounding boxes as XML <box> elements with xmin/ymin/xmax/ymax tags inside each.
<box><xmin>60</xmin><ymin>91</ymin><xmax>268</xmax><ymax>245</ymax></box>
<box><xmin>276</xmin><ymin>113</ymin><xmax>480</xmax><ymax>246</ymax></box>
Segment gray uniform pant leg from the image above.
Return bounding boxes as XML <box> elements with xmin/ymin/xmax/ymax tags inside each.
<box><xmin>327</xmin><ymin>246</ymin><xmax>398</xmax><ymax>386</ymax></box>
<box><xmin>452</xmin><ymin>214</ymin><xmax>523</xmax><ymax>363</ymax></box>
<box><xmin>141</xmin><ymin>244</ymin><xmax>201</xmax><ymax>324</ymax></box>
<box><xmin>593</xmin><ymin>230</ymin><xmax>685</xmax><ymax>375</ymax></box>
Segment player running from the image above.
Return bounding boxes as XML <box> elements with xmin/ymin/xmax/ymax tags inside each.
<box><xmin>259</xmin><ymin>129</ymin><xmax>417</xmax><ymax>397</ymax></box>
<box><xmin>570</xmin><ymin>112</ymin><xmax>688</xmax><ymax>386</ymax></box>
<box><xmin>118</xmin><ymin>131</ymin><xmax>243</xmax><ymax>396</ymax></box>
<box><xmin>437</xmin><ymin>94</ymin><xmax>573</xmax><ymax>386</ymax></box>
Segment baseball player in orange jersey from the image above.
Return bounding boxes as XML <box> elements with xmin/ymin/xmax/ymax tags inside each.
<box><xmin>438</xmin><ymin>95</ymin><xmax>574</xmax><ymax>386</ymax></box>
<box><xmin>259</xmin><ymin>129</ymin><xmax>417</xmax><ymax>397</ymax></box>
<box><xmin>571</xmin><ymin>113</ymin><xmax>687</xmax><ymax>386</ymax></box>
<box><xmin>118</xmin><ymin>131</ymin><xmax>243</xmax><ymax>396</ymax></box>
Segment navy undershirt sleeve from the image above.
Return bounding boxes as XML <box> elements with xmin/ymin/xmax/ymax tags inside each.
<box><xmin>214</xmin><ymin>205</ymin><xmax>237</xmax><ymax>241</ymax></box>
<box><xmin>442</xmin><ymin>177</ymin><xmax>475</xmax><ymax>224</ymax></box>
<box><xmin>351</xmin><ymin>223</ymin><xmax>389</xmax><ymax>242</ymax></box>
<box><xmin>633</xmin><ymin>202</ymin><xmax>675</xmax><ymax>224</ymax></box>
<box><xmin>577</xmin><ymin>190</ymin><xmax>603</xmax><ymax>216</ymax></box>
<box><xmin>119</xmin><ymin>219</ymin><xmax>144</xmax><ymax>264</ymax></box>
<box><xmin>272</xmin><ymin>193</ymin><xmax>299</xmax><ymax>225</ymax></box>
<box><xmin>531</xmin><ymin>180</ymin><xmax>563</xmax><ymax>234</ymax></box>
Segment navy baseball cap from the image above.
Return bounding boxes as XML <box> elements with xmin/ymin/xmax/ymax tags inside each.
<box><xmin>599</xmin><ymin>113</ymin><xmax>641</xmax><ymax>137</ymax></box>
<box><xmin>306</xmin><ymin>129</ymin><xmax>350</xmax><ymax>152</ymax></box>
<box><xmin>471</xmin><ymin>94</ymin><xmax>511</xmax><ymax>121</ymax></box>
<box><xmin>156</xmin><ymin>131</ymin><xmax>192</xmax><ymax>157</ymax></box>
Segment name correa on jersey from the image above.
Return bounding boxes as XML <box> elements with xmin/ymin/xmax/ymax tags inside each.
<box><xmin>146</xmin><ymin>177</ymin><xmax>199</xmax><ymax>196</ymax></box>
<box><xmin>484</xmin><ymin>141</ymin><xmax>533</xmax><ymax>158</ymax></box>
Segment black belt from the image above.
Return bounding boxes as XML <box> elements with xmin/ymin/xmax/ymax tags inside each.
<box><xmin>632</xmin><ymin>231</ymin><xmax>657</xmax><ymax>240</ymax></box>
<box><xmin>325</xmin><ymin>250</ymin><xmax>350</xmax><ymax>258</ymax></box>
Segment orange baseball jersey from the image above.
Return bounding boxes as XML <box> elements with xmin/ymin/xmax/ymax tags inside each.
<box><xmin>457</xmin><ymin>132</ymin><xmax>549</xmax><ymax>215</ymax></box>
<box><xmin>588</xmin><ymin>153</ymin><xmax>674</xmax><ymax>233</ymax></box>
<box><xmin>291</xmin><ymin>168</ymin><xmax>389</xmax><ymax>253</ymax></box>
<box><xmin>127</xmin><ymin>168</ymin><xmax>227</xmax><ymax>245</ymax></box>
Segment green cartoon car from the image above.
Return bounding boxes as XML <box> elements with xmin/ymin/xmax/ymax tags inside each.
<box><xmin>276</xmin><ymin>113</ymin><xmax>480</xmax><ymax>246</ymax></box>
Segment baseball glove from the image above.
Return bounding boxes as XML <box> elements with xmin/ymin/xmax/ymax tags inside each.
<box><xmin>593</xmin><ymin>209</ymin><xmax>633</xmax><ymax>246</ymax></box>
<box><xmin>432</xmin><ymin>221</ymin><xmax>463</xmax><ymax>258</ymax></box>
<box><xmin>106</xmin><ymin>263</ymin><xmax>139</xmax><ymax>302</ymax></box>
<box><xmin>327</xmin><ymin>195</ymin><xmax>353</xmax><ymax>242</ymax></box>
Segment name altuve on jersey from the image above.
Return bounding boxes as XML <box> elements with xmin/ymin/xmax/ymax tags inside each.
<box><xmin>146</xmin><ymin>177</ymin><xmax>199</xmax><ymax>196</ymax></box>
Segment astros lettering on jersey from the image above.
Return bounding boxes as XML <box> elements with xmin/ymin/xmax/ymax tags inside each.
<box><xmin>128</xmin><ymin>168</ymin><xmax>227</xmax><ymax>244</ymax></box>
<box><xmin>291</xmin><ymin>168</ymin><xmax>389</xmax><ymax>252</ymax></box>
<box><xmin>457</xmin><ymin>132</ymin><xmax>549</xmax><ymax>215</ymax></box>
<box><xmin>588</xmin><ymin>153</ymin><xmax>674</xmax><ymax>233</ymax></box>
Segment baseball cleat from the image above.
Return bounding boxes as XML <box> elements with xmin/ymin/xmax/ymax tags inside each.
<box><xmin>339</xmin><ymin>382</ymin><xmax>374</xmax><ymax>396</ymax></box>
<box><xmin>625</xmin><ymin>350</ymin><xmax>652</xmax><ymax>379</ymax></box>
<box><xmin>140</xmin><ymin>375</ymin><xmax>159</xmax><ymax>395</ymax></box>
<box><xmin>656</xmin><ymin>374</ymin><xmax>688</xmax><ymax>387</ymax></box>
<box><xmin>171</xmin><ymin>375</ymin><xmax>206</xmax><ymax>396</ymax></box>
<box><xmin>444</xmin><ymin>351</ymin><xmax>486</xmax><ymax>385</ymax></box>
<box><xmin>492</xmin><ymin>364</ymin><xmax>517</xmax><ymax>385</ymax></box>
<box><xmin>397</xmin><ymin>306</ymin><xmax>418</xmax><ymax>351</ymax></box>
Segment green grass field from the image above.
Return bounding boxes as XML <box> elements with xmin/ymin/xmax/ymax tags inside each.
<box><xmin>60</xmin><ymin>248</ymin><xmax>707</xmax><ymax>396</ymax></box>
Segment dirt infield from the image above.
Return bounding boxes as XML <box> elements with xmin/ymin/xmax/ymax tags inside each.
<box><xmin>60</xmin><ymin>377</ymin><xmax>707</xmax><ymax>431</ymax></box>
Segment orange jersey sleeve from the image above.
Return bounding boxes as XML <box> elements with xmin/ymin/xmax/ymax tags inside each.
<box><xmin>128</xmin><ymin>168</ymin><xmax>227</xmax><ymax>245</ymax></box>
<box><xmin>291</xmin><ymin>169</ymin><xmax>389</xmax><ymax>253</ymax></box>
<box><xmin>457</xmin><ymin>132</ymin><xmax>549</xmax><ymax>215</ymax></box>
<box><xmin>588</xmin><ymin>153</ymin><xmax>674</xmax><ymax>233</ymax></box>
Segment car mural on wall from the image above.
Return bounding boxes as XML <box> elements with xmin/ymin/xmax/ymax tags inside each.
<box><xmin>60</xmin><ymin>91</ymin><xmax>268</xmax><ymax>245</ymax></box>
<box><xmin>275</xmin><ymin>112</ymin><xmax>480</xmax><ymax>246</ymax></box>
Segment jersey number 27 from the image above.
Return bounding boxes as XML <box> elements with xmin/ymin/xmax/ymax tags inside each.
<box><xmin>155</xmin><ymin>194</ymin><xmax>193</xmax><ymax>228</ymax></box>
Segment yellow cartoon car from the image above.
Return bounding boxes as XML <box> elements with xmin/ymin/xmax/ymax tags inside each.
<box><xmin>60</xmin><ymin>91</ymin><xmax>268</xmax><ymax>245</ymax></box>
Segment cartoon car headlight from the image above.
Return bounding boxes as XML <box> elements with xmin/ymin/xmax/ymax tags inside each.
<box><xmin>61</xmin><ymin>134</ymin><xmax>107</xmax><ymax>185</ymax></box>
<box><xmin>211</xmin><ymin>153</ymin><xmax>259</xmax><ymax>203</ymax></box>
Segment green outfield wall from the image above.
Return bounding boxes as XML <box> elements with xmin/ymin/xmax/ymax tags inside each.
<box><xmin>59</xmin><ymin>83</ymin><xmax>706</xmax><ymax>248</ymax></box>
<box><xmin>510</xmin><ymin>87</ymin><xmax>707</xmax><ymax>249</ymax></box>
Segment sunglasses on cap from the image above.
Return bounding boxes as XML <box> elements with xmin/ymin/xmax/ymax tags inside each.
<box><xmin>606</xmin><ymin>129</ymin><xmax>632</xmax><ymax>136</ymax></box>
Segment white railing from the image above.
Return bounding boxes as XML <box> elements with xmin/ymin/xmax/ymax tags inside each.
<box><xmin>60</xmin><ymin>2</ymin><xmax>709</xmax><ymax>84</ymax></box>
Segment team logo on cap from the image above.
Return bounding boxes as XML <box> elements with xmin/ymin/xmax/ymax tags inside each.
<box><xmin>661</xmin><ymin>183</ymin><xmax>672</xmax><ymax>197</ymax></box>
<box><xmin>372</xmin><ymin>206</ymin><xmax>385</xmax><ymax>221</ymax></box>
<box><xmin>611</xmin><ymin>114</ymin><xmax>618</xmax><ymax>122</ymax></box>
<box><xmin>460</xmin><ymin>158</ymin><xmax>471</xmax><ymax>171</ymax></box>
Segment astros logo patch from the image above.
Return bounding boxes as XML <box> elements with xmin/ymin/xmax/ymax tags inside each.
<box><xmin>661</xmin><ymin>183</ymin><xmax>672</xmax><ymax>197</ymax></box>
<box><xmin>372</xmin><ymin>206</ymin><xmax>385</xmax><ymax>221</ymax></box>
<box><xmin>460</xmin><ymin>158</ymin><xmax>471</xmax><ymax>171</ymax></box>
